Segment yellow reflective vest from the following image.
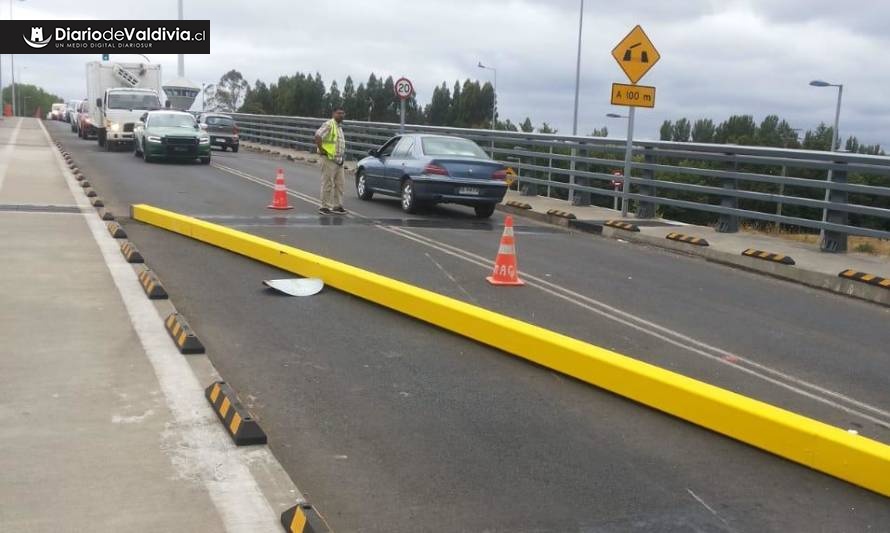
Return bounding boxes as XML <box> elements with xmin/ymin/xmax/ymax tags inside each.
<box><xmin>321</xmin><ymin>119</ymin><xmax>339</xmax><ymax>160</ymax></box>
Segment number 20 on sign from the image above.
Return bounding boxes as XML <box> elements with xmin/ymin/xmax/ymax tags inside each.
<box><xmin>611</xmin><ymin>83</ymin><xmax>655</xmax><ymax>108</ymax></box>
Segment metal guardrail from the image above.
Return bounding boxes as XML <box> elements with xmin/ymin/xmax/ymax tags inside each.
<box><xmin>230</xmin><ymin>112</ymin><xmax>890</xmax><ymax>251</ymax></box>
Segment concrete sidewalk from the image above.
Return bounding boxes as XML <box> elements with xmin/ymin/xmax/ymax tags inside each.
<box><xmin>499</xmin><ymin>190</ymin><xmax>890</xmax><ymax>307</ymax></box>
<box><xmin>0</xmin><ymin>118</ymin><xmax>299</xmax><ymax>532</ymax></box>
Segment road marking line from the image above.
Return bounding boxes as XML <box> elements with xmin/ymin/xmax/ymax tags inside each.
<box><xmin>210</xmin><ymin>162</ymin><xmax>890</xmax><ymax>428</ymax></box>
<box><xmin>424</xmin><ymin>252</ymin><xmax>477</xmax><ymax>304</ymax></box>
<box><xmin>0</xmin><ymin>118</ymin><xmax>24</xmax><ymax>195</ymax></box>
<box><xmin>41</xmin><ymin>122</ymin><xmax>283</xmax><ymax>532</ymax></box>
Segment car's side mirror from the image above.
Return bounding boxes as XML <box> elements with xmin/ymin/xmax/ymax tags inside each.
<box><xmin>95</xmin><ymin>98</ymin><xmax>102</xmax><ymax>108</ymax></box>
<box><xmin>368</xmin><ymin>149</ymin><xmax>378</xmax><ymax>157</ymax></box>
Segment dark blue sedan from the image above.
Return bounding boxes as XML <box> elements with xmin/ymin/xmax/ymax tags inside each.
<box><xmin>355</xmin><ymin>134</ymin><xmax>508</xmax><ymax>218</ymax></box>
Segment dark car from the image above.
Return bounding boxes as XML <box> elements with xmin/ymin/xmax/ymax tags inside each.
<box><xmin>133</xmin><ymin>110</ymin><xmax>211</xmax><ymax>164</ymax></box>
<box><xmin>197</xmin><ymin>113</ymin><xmax>239</xmax><ymax>152</ymax></box>
<box><xmin>356</xmin><ymin>134</ymin><xmax>508</xmax><ymax>218</ymax></box>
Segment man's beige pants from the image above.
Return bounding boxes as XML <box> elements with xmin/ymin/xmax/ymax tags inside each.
<box><xmin>320</xmin><ymin>158</ymin><xmax>345</xmax><ymax>209</ymax></box>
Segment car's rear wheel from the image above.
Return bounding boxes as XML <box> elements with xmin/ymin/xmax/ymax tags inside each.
<box><xmin>356</xmin><ymin>171</ymin><xmax>373</xmax><ymax>201</ymax></box>
<box><xmin>401</xmin><ymin>179</ymin><xmax>418</xmax><ymax>214</ymax></box>
<box><xmin>474</xmin><ymin>204</ymin><xmax>497</xmax><ymax>219</ymax></box>
<box><xmin>232</xmin><ymin>145</ymin><xmax>239</xmax><ymax>153</ymax></box>
<box><xmin>200</xmin><ymin>157</ymin><xmax>211</xmax><ymax>165</ymax></box>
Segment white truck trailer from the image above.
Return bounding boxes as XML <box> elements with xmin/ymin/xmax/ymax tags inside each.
<box><xmin>86</xmin><ymin>62</ymin><xmax>163</xmax><ymax>150</ymax></box>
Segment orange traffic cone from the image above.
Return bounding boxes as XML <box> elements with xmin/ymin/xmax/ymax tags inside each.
<box><xmin>487</xmin><ymin>215</ymin><xmax>525</xmax><ymax>286</ymax></box>
<box><xmin>267</xmin><ymin>168</ymin><xmax>293</xmax><ymax>210</ymax></box>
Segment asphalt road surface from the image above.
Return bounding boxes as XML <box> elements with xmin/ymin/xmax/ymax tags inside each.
<box><xmin>48</xmin><ymin>121</ymin><xmax>890</xmax><ymax>532</ymax></box>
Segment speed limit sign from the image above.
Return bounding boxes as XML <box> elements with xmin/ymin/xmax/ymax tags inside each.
<box><xmin>394</xmin><ymin>77</ymin><xmax>414</xmax><ymax>100</ymax></box>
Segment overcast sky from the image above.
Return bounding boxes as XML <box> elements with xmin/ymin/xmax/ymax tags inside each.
<box><xmin>5</xmin><ymin>0</ymin><xmax>890</xmax><ymax>147</ymax></box>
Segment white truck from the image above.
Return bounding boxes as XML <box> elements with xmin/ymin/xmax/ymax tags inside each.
<box><xmin>86</xmin><ymin>61</ymin><xmax>163</xmax><ymax>150</ymax></box>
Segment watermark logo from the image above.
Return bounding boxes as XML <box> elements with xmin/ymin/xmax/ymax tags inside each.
<box><xmin>1</xmin><ymin>20</ymin><xmax>210</xmax><ymax>54</ymax></box>
<box><xmin>23</xmin><ymin>27</ymin><xmax>51</xmax><ymax>48</ymax></box>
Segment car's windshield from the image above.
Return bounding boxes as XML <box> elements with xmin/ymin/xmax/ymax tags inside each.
<box><xmin>421</xmin><ymin>137</ymin><xmax>488</xmax><ymax>158</ymax></box>
<box><xmin>108</xmin><ymin>93</ymin><xmax>161</xmax><ymax>111</ymax></box>
<box><xmin>148</xmin><ymin>113</ymin><xmax>197</xmax><ymax>129</ymax></box>
<box><xmin>205</xmin><ymin>116</ymin><xmax>234</xmax><ymax>127</ymax></box>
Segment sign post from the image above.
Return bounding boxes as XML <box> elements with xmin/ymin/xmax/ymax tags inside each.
<box><xmin>610</xmin><ymin>25</ymin><xmax>660</xmax><ymax>217</ymax></box>
<box><xmin>394</xmin><ymin>77</ymin><xmax>414</xmax><ymax>134</ymax></box>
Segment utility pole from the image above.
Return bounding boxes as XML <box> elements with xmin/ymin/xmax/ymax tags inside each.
<box><xmin>569</xmin><ymin>0</ymin><xmax>584</xmax><ymax>204</ymax></box>
<box><xmin>177</xmin><ymin>0</ymin><xmax>185</xmax><ymax>77</ymax></box>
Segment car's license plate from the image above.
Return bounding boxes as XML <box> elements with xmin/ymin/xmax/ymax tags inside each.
<box><xmin>173</xmin><ymin>146</ymin><xmax>188</xmax><ymax>152</ymax></box>
<box><xmin>458</xmin><ymin>187</ymin><xmax>479</xmax><ymax>195</ymax></box>
<box><xmin>213</xmin><ymin>137</ymin><xmax>225</xmax><ymax>143</ymax></box>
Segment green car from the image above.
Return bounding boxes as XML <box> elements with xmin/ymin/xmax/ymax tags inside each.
<box><xmin>133</xmin><ymin>110</ymin><xmax>211</xmax><ymax>164</ymax></box>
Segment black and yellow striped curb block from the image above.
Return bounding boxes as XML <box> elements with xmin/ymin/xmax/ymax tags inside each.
<box><xmin>546</xmin><ymin>209</ymin><xmax>577</xmax><ymax>220</ymax></box>
<box><xmin>91</xmin><ymin>197</ymin><xmax>104</xmax><ymax>208</ymax></box>
<box><xmin>204</xmin><ymin>381</ymin><xmax>266</xmax><ymax>445</ymax></box>
<box><xmin>106</xmin><ymin>221</ymin><xmax>127</xmax><ymax>239</ymax></box>
<box><xmin>839</xmin><ymin>269</ymin><xmax>890</xmax><ymax>289</ymax></box>
<box><xmin>85</xmin><ymin>189</ymin><xmax>98</xmax><ymax>198</ymax></box>
<box><xmin>742</xmin><ymin>248</ymin><xmax>795</xmax><ymax>265</ymax></box>
<box><xmin>280</xmin><ymin>503</ymin><xmax>330</xmax><ymax>533</ymax></box>
<box><xmin>99</xmin><ymin>209</ymin><xmax>115</xmax><ymax>221</ymax></box>
<box><xmin>666</xmin><ymin>232</ymin><xmax>709</xmax><ymax>246</ymax></box>
<box><xmin>120</xmin><ymin>241</ymin><xmax>144</xmax><ymax>263</ymax></box>
<box><xmin>505</xmin><ymin>200</ymin><xmax>532</xmax><ymax>210</ymax></box>
<box><xmin>137</xmin><ymin>268</ymin><xmax>168</xmax><ymax>299</ymax></box>
<box><xmin>74</xmin><ymin>172</ymin><xmax>85</xmax><ymax>181</ymax></box>
<box><xmin>165</xmin><ymin>312</ymin><xmax>205</xmax><ymax>354</ymax></box>
<box><xmin>79</xmin><ymin>180</ymin><xmax>91</xmax><ymax>188</ymax></box>
<box><xmin>604</xmin><ymin>220</ymin><xmax>640</xmax><ymax>232</ymax></box>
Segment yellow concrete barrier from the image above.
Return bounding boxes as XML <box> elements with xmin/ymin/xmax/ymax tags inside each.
<box><xmin>131</xmin><ymin>203</ymin><xmax>890</xmax><ymax>498</ymax></box>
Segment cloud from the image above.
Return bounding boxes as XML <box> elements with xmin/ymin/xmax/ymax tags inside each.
<box><xmin>5</xmin><ymin>0</ymin><xmax>888</xmax><ymax>147</ymax></box>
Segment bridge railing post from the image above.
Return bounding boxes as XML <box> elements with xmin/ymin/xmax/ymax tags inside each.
<box><xmin>635</xmin><ymin>144</ymin><xmax>657</xmax><ymax>219</ymax></box>
<box><xmin>716</xmin><ymin>152</ymin><xmax>740</xmax><ymax>233</ymax></box>
<box><xmin>820</xmin><ymin>161</ymin><xmax>848</xmax><ymax>253</ymax></box>
<box><xmin>571</xmin><ymin>145</ymin><xmax>591</xmax><ymax>206</ymax></box>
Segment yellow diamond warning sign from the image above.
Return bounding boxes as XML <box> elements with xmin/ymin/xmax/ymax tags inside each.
<box><xmin>611</xmin><ymin>25</ymin><xmax>660</xmax><ymax>84</ymax></box>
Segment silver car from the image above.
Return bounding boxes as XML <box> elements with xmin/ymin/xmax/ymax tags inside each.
<box><xmin>197</xmin><ymin>113</ymin><xmax>240</xmax><ymax>152</ymax></box>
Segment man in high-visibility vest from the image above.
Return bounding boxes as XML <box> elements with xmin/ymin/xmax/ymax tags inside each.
<box><xmin>314</xmin><ymin>108</ymin><xmax>347</xmax><ymax>215</ymax></box>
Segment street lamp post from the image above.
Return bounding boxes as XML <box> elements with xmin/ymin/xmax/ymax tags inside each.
<box><xmin>566</xmin><ymin>0</ymin><xmax>585</xmax><ymax>205</ymax></box>
<box><xmin>809</xmin><ymin>79</ymin><xmax>844</xmax><ymax>249</ymax></box>
<box><xmin>10</xmin><ymin>0</ymin><xmax>27</xmax><ymax>117</ymax></box>
<box><xmin>177</xmin><ymin>0</ymin><xmax>185</xmax><ymax>77</ymax></box>
<box><xmin>17</xmin><ymin>65</ymin><xmax>27</xmax><ymax>117</ymax></box>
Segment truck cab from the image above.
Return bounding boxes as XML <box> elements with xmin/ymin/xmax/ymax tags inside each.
<box><xmin>95</xmin><ymin>88</ymin><xmax>161</xmax><ymax>149</ymax></box>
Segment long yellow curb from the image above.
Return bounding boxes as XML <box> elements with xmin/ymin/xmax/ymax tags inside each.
<box><xmin>132</xmin><ymin>203</ymin><xmax>890</xmax><ymax>497</ymax></box>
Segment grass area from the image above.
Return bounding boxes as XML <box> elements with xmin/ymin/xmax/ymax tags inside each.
<box><xmin>741</xmin><ymin>224</ymin><xmax>890</xmax><ymax>257</ymax></box>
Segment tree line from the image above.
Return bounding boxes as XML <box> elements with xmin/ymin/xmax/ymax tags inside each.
<box><xmin>658</xmin><ymin>115</ymin><xmax>884</xmax><ymax>155</ymax></box>
<box><xmin>206</xmin><ymin>69</ymin><xmax>585</xmax><ymax>135</ymax></box>
<box><xmin>1</xmin><ymin>84</ymin><xmax>64</xmax><ymax>118</ymax></box>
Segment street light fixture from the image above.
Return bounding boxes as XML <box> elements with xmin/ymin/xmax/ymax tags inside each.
<box><xmin>809</xmin><ymin>79</ymin><xmax>844</xmax><ymax>247</ymax></box>
<box><xmin>606</xmin><ymin>113</ymin><xmax>627</xmax><ymax>119</ymax></box>
<box><xmin>477</xmin><ymin>61</ymin><xmax>497</xmax><ymax>132</ymax></box>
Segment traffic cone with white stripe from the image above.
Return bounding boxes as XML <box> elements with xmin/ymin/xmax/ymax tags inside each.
<box><xmin>267</xmin><ymin>168</ymin><xmax>293</xmax><ymax>210</ymax></box>
<box><xmin>487</xmin><ymin>215</ymin><xmax>525</xmax><ymax>286</ymax></box>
